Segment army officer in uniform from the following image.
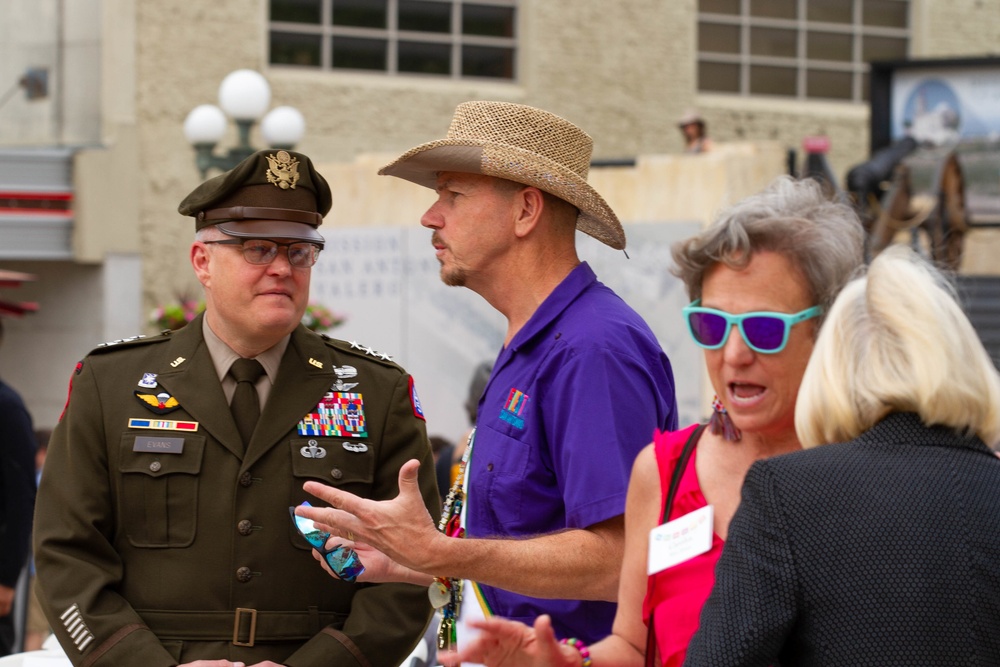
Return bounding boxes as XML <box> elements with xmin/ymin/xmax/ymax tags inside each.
<box><xmin>33</xmin><ymin>150</ymin><xmax>439</xmax><ymax>667</ymax></box>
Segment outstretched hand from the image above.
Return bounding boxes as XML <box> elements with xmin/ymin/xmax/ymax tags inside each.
<box><xmin>438</xmin><ymin>615</ymin><xmax>582</xmax><ymax>667</ymax></box>
<box><xmin>298</xmin><ymin>459</ymin><xmax>447</xmax><ymax>577</ymax></box>
<box><xmin>310</xmin><ymin>535</ymin><xmax>431</xmax><ymax>585</ymax></box>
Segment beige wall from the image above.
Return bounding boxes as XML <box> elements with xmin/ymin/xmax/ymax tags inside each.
<box><xmin>6</xmin><ymin>0</ymin><xmax>1000</xmax><ymax>425</ymax></box>
<box><xmin>911</xmin><ymin>0</ymin><xmax>1000</xmax><ymax>58</ymax></box>
<box><xmin>121</xmin><ymin>0</ymin><xmax>1000</xmax><ymax>308</ymax></box>
<box><xmin>129</xmin><ymin>0</ymin><xmax>705</xmax><ymax>308</ymax></box>
<box><xmin>316</xmin><ymin>141</ymin><xmax>786</xmax><ymax>232</ymax></box>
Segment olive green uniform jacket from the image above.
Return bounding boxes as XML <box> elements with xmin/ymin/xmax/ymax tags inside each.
<box><xmin>34</xmin><ymin>316</ymin><xmax>438</xmax><ymax>667</ymax></box>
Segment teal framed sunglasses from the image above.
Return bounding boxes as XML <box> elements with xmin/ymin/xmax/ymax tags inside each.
<box><xmin>682</xmin><ymin>299</ymin><xmax>822</xmax><ymax>354</ymax></box>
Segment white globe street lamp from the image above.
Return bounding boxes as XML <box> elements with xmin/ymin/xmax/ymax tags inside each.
<box><xmin>182</xmin><ymin>69</ymin><xmax>306</xmax><ymax>178</ymax></box>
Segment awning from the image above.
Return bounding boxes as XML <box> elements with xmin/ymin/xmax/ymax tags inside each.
<box><xmin>0</xmin><ymin>269</ymin><xmax>39</xmax><ymax>317</ymax></box>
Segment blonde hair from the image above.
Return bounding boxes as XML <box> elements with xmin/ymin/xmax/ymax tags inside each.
<box><xmin>796</xmin><ymin>245</ymin><xmax>1000</xmax><ymax>448</ymax></box>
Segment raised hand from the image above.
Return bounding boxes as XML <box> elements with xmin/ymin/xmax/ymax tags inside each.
<box><xmin>298</xmin><ymin>459</ymin><xmax>447</xmax><ymax>575</ymax></box>
<box><xmin>438</xmin><ymin>615</ymin><xmax>582</xmax><ymax>667</ymax></box>
<box><xmin>310</xmin><ymin>536</ymin><xmax>433</xmax><ymax>586</ymax></box>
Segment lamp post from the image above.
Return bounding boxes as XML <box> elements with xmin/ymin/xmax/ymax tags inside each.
<box><xmin>183</xmin><ymin>69</ymin><xmax>306</xmax><ymax>179</ymax></box>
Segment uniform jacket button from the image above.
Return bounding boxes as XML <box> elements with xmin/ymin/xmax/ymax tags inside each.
<box><xmin>149</xmin><ymin>461</ymin><xmax>161</xmax><ymax>472</ymax></box>
<box><xmin>236</xmin><ymin>566</ymin><xmax>253</xmax><ymax>583</ymax></box>
<box><xmin>239</xmin><ymin>471</ymin><xmax>253</xmax><ymax>487</ymax></box>
<box><xmin>238</xmin><ymin>520</ymin><xmax>253</xmax><ymax>536</ymax></box>
<box><xmin>330</xmin><ymin>468</ymin><xmax>343</xmax><ymax>480</ymax></box>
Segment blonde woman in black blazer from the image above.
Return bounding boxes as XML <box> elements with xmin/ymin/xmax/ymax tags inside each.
<box><xmin>685</xmin><ymin>246</ymin><xmax>1000</xmax><ymax>666</ymax></box>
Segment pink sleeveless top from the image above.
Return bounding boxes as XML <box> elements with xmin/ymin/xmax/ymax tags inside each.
<box><xmin>641</xmin><ymin>424</ymin><xmax>725</xmax><ymax>667</ymax></box>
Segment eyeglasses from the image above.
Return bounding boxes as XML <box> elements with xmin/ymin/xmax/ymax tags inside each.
<box><xmin>289</xmin><ymin>501</ymin><xmax>365</xmax><ymax>582</ymax></box>
<box><xmin>204</xmin><ymin>238</ymin><xmax>322</xmax><ymax>268</ymax></box>
<box><xmin>682</xmin><ymin>299</ymin><xmax>822</xmax><ymax>354</ymax></box>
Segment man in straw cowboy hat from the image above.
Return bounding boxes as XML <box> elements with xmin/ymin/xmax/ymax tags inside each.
<box><xmin>34</xmin><ymin>149</ymin><xmax>439</xmax><ymax>667</ymax></box>
<box><xmin>297</xmin><ymin>101</ymin><xmax>678</xmax><ymax>651</ymax></box>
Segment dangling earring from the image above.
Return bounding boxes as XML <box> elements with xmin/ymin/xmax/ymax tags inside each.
<box><xmin>708</xmin><ymin>395</ymin><xmax>741</xmax><ymax>441</ymax></box>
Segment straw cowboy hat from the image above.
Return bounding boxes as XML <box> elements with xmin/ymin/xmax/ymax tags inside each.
<box><xmin>379</xmin><ymin>101</ymin><xmax>626</xmax><ymax>250</ymax></box>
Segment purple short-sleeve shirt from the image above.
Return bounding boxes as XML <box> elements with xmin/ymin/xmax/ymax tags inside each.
<box><xmin>468</xmin><ymin>262</ymin><xmax>677</xmax><ymax>643</ymax></box>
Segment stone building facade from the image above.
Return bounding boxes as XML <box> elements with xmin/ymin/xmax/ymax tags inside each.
<box><xmin>1</xmin><ymin>0</ymin><xmax>998</xmax><ymax>426</ymax></box>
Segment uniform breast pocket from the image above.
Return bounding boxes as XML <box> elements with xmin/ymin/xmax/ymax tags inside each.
<box><xmin>477</xmin><ymin>425</ymin><xmax>531</xmax><ymax>535</ymax></box>
<box><xmin>289</xmin><ymin>438</ymin><xmax>374</xmax><ymax>550</ymax></box>
<box><xmin>118</xmin><ymin>434</ymin><xmax>206</xmax><ymax>548</ymax></box>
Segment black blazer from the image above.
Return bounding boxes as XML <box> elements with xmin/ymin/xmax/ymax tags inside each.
<box><xmin>685</xmin><ymin>412</ymin><xmax>1000</xmax><ymax>666</ymax></box>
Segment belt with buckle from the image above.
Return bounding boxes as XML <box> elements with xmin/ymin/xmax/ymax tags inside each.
<box><xmin>138</xmin><ymin>608</ymin><xmax>346</xmax><ymax>645</ymax></box>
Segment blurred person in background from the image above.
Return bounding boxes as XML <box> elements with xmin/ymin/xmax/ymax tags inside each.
<box><xmin>23</xmin><ymin>429</ymin><xmax>50</xmax><ymax>652</ymax></box>
<box><xmin>0</xmin><ymin>318</ymin><xmax>37</xmax><ymax>656</ymax></box>
<box><xmin>678</xmin><ymin>110</ymin><xmax>713</xmax><ymax>154</ymax></box>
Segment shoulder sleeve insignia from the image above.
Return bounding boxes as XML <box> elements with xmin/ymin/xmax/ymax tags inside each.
<box><xmin>408</xmin><ymin>376</ymin><xmax>425</xmax><ymax>421</ymax></box>
<box><xmin>58</xmin><ymin>361</ymin><xmax>83</xmax><ymax>422</ymax></box>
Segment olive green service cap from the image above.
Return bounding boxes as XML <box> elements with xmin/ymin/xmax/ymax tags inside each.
<box><xmin>178</xmin><ymin>149</ymin><xmax>332</xmax><ymax>245</ymax></box>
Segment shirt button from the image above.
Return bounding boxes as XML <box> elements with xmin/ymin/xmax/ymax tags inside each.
<box><xmin>236</xmin><ymin>567</ymin><xmax>253</xmax><ymax>583</ymax></box>
<box><xmin>330</xmin><ymin>468</ymin><xmax>343</xmax><ymax>480</ymax></box>
<box><xmin>239</xmin><ymin>472</ymin><xmax>253</xmax><ymax>487</ymax></box>
<box><xmin>149</xmin><ymin>461</ymin><xmax>161</xmax><ymax>472</ymax></box>
<box><xmin>487</xmin><ymin>463</ymin><xmax>494</xmax><ymax>471</ymax></box>
<box><xmin>238</xmin><ymin>520</ymin><xmax>253</xmax><ymax>536</ymax></box>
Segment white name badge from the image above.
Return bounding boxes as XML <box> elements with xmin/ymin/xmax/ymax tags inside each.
<box><xmin>647</xmin><ymin>504</ymin><xmax>714</xmax><ymax>575</ymax></box>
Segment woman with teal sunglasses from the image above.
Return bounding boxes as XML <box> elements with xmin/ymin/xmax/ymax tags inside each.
<box><xmin>441</xmin><ymin>175</ymin><xmax>863</xmax><ymax>667</ymax></box>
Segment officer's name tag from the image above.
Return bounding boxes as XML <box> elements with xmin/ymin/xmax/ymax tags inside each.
<box><xmin>648</xmin><ymin>504</ymin><xmax>714</xmax><ymax>575</ymax></box>
<box><xmin>133</xmin><ymin>435</ymin><xmax>185</xmax><ymax>454</ymax></box>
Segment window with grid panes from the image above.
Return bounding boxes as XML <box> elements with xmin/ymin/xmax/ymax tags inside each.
<box><xmin>270</xmin><ymin>0</ymin><xmax>516</xmax><ymax>80</ymax></box>
<box><xmin>698</xmin><ymin>0</ymin><xmax>909</xmax><ymax>101</ymax></box>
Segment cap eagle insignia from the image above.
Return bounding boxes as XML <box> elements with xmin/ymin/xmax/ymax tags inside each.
<box><xmin>266</xmin><ymin>150</ymin><xmax>300</xmax><ymax>190</ymax></box>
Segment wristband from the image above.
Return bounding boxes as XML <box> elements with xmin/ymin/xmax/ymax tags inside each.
<box><xmin>560</xmin><ymin>637</ymin><xmax>593</xmax><ymax>667</ymax></box>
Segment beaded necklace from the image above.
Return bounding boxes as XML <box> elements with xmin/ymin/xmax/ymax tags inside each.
<box><xmin>430</xmin><ymin>427</ymin><xmax>475</xmax><ymax>651</ymax></box>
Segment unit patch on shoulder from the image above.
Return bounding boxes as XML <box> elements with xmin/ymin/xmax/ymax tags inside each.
<box><xmin>408</xmin><ymin>375</ymin><xmax>425</xmax><ymax>421</ymax></box>
<box><xmin>298</xmin><ymin>392</ymin><xmax>368</xmax><ymax>438</ymax></box>
<box><xmin>58</xmin><ymin>361</ymin><xmax>84</xmax><ymax>422</ymax></box>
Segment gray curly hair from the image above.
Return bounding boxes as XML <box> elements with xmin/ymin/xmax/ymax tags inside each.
<box><xmin>671</xmin><ymin>176</ymin><xmax>864</xmax><ymax>320</ymax></box>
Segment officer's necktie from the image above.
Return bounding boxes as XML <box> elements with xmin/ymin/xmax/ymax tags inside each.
<box><xmin>229</xmin><ymin>358</ymin><xmax>265</xmax><ymax>450</ymax></box>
